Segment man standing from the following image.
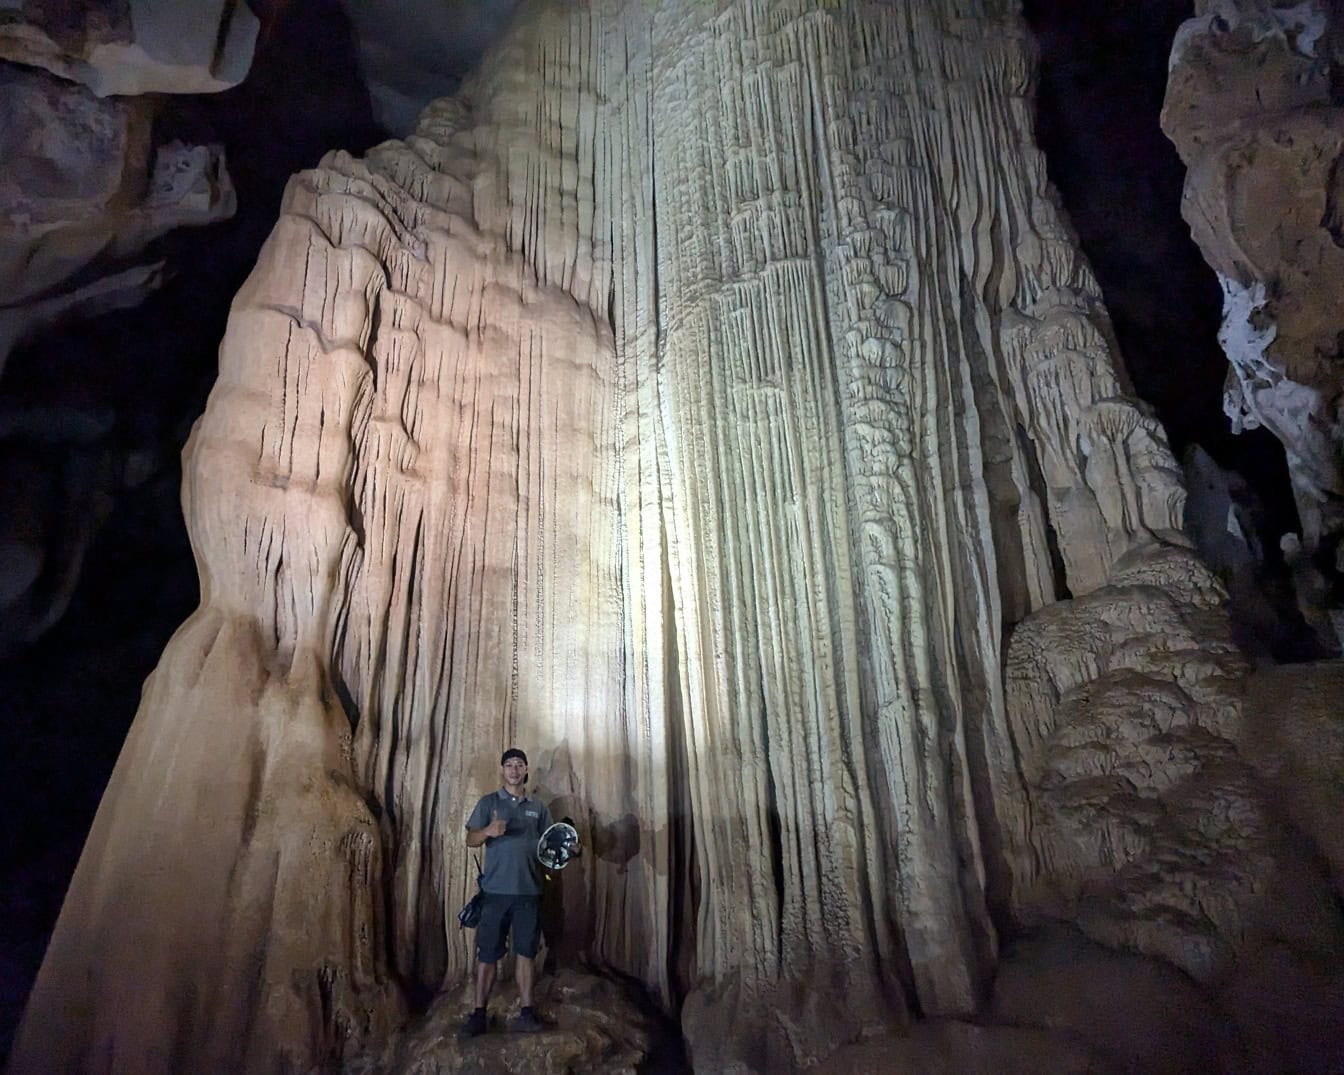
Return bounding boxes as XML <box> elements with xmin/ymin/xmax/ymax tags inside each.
<box><xmin>461</xmin><ymin>748</ymin><xmax>553</xmax><ymax>1036</ymax></box>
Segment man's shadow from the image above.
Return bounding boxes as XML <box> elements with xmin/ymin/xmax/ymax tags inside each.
<box><xmin>537</xmin><ymin>798</ymin><xmax>641</xmax><ymax>972</ymax></box>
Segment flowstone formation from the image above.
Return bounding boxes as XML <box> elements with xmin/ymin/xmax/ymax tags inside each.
<box><xmin>13</xmin><ymin>1</ymin><xmax>1343</xmax><ymax>1073</ymax></box>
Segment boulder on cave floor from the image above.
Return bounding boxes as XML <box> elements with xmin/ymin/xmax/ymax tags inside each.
<box><xmin>991</xmin><ymin>926</ymin><xmax>1239</xmax><ymax>1074</ymax></box>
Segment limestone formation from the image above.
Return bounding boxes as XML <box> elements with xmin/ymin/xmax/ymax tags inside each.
<box><xmin>0</xmin><ymin>0</ymin><xmax>258</xmax><ymax>96</ymax></box>
<box><xmin>12</xmin><ymin>2</ymin><xmax>1342</xmax><ymax>1074</ymax></box>
<box><xmin>993</xmin><ymin>546</ymin><xmax>1331</xmax><ymax>978</ymax></box>
<box><xmin>0</xmin><ymin>61</ymin><xmax>235</xmax><ymax>648</ymax></box>
<box><xmin>0</xmin><ymin>63</ymin><xmax>236</xmax><ymax>378</ymax></box>
<box><xmin>1162</xmin><ymin>0</ymin><xmax>1344</xmax><ymax>566</ymax></box>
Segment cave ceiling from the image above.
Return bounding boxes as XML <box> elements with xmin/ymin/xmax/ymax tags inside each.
<box><xmin>334</xmin><ymin>0</ymin><xmax>524</xmax><ymax>134</ymax></box>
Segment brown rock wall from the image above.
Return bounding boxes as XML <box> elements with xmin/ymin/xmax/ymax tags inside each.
<box><xmin>1163</xmin><ymin>0</ymin><xmax>1344</xmax><ymax>560</ymax></box>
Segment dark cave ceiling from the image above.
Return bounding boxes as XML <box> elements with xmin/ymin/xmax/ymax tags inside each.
<box><xmin>336</xmin><ymin>0</ymin><xmax>525</xmax><ymax>132</ymax></box>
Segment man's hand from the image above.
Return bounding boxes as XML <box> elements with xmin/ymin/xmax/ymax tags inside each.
<box><xmin>483</xmin><ymin>808</ymin><xmax>507</xmax><ymax>839</ymax></box>
<box><xmin>560</xmin><ymin>816</ymin><xmax>583</xmax><ymax>858</ymax></box>
<box><xmin>467</xmin><ymin>806</ymin><xmax>509</xmax><ymax>847</ymax></box>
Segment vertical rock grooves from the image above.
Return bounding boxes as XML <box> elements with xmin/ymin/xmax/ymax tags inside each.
<box><xmin>13</xmin><ymin>2</ymin><xmax>1202</xmax><ymax>1073</ymax></box>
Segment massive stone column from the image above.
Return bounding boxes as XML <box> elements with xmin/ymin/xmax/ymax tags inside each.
<box><xmin>14</xmin><ymin>2</ymin><xmax>1253</xmax><ymax>1073</ymax></box>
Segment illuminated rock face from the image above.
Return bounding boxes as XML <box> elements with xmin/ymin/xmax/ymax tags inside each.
<box><xmin>18</xmin><ymin>2</ymin><xmax>1326</xmax><ymax>1073</ymax></box>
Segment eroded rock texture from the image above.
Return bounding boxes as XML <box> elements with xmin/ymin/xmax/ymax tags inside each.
<box><xmin>1163</xmin><ymin>0</ymin><xmax>1344</xmax><ymax>573</ymax></box>
<box><xmin>0</xmin><ymin>61</ymin><xmax>235</xmax><ymax>648</ymax></box>
<box><xmin>14</xmin><ymin>2</ymin><xmax>1338</xmax><ymax>1073</ymax></box>
<box><xmin>0</xmin><ymin>64</ymin><xmax>236</xmax><ymax>373</ymax></box>
<box><xmin>346</xmin><ymin>969</ymin><xmax>672</xmax><ymax>1074</ymax></box>
<box><xmin>0</xmin><ymin>0</ymin><xmax>258</xmax><ymax>96</ymax></box>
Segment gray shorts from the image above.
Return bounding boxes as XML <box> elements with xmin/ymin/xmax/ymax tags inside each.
<box><xmin>475</xmin><ymin>893</ymin><xmax>541</xmax><ymax>963</ymax></box>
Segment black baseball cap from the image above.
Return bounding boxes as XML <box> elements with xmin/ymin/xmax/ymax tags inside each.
<box><xmin>501</xmin><ymin>748</ymin><xmax>528</xmax><ymax>765</ymax></box>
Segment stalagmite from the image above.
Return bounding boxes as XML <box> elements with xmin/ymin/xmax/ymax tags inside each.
<box><xmin>14</xmin><ymin>2</ymin><xmax>1336</xmax><ymax>1073</ymax></box>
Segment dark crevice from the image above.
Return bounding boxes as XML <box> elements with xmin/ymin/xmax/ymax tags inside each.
<box><xmin>1323</xmin><ymin>152</ymin><xmax>1344</xmax><ymax>248</ymax></box>
<box><xmin>1021</xmin><ymin>0</ymin><xmax>1302</xmax><ymax>560</ymax></box>
<box><xmin>761</xmin><ymin>699</ymin><xmax>787</xmax><ymax>967</ymax></box>
<box><xmin>1015</xmin><ymin>423</ymin><xmax>1071</xmax><ymax>602</ymax></box>
<box><xmin>662</xmin><ymin>517</ymin><xmax>697</xmax><ymax>1012</ymax></box>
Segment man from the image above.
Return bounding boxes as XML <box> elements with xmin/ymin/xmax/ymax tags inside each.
<box><xmin>461</xmin><ymin>748</ymin><xmax>567</xmax><ymax>1036</ymax></box>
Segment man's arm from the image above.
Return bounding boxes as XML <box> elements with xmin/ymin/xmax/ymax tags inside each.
<box><xmin>466</xmin><ymin>805</ymin><xmax>507</xmax><ymax>847</ymax></box>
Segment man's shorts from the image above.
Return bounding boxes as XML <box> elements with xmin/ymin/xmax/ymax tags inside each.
<box><xmin>475</xmin><ymin>893</ymin><xmax>541</xmax><ymax>963</ymax></box>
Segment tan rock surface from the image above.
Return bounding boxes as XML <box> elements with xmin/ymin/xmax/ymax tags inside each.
<box><xmin>1162</xmin><ymin>0</ymin><xmax>1344</xmax><ymax>554</ymax></box>
<box><xmin>994</xmin><ymin>548</ymin><xmax>1250</xmax><ymax>970</ymax></box>
<box><xmin>0</xmin><ymin>0</ymin><xmax>258</xmax><ymax>96</ymax></box>
<box><xmin>12</xmin><ymin>2</ymin><xmax>1329</xmax><ymax>1073</ymax></box>
<box><xmin>0</xmin><ymin>63</ymin><xmax>235</xmax><ymax>377</ymax></box>
<box><xmin>993</xmin><ymin>546</ymin><xmax>1340</xmax><ymax>985</ymax></box>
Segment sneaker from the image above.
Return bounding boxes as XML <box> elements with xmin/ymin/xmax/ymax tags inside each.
<box><xmin>460</xmin><ymin>1007</ymin><xmax>488</xmax><ymax>1038</ymax></box>
<box><xmin>508</xmin><ymin>1007</ymin><xmax>544</xmax><ymax>1033</ymax></box>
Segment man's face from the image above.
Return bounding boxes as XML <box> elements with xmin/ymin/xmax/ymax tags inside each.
<box><xmin>501</xmin><ymin>757</ymin><xmax>527</xmax><ymax>789</ymax></box>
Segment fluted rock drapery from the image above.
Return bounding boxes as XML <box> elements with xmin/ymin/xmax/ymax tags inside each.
<box><xmin>13</xmin><ymin>2</ymin><xmax>1193</xmax><ymax>1072</ymax></box>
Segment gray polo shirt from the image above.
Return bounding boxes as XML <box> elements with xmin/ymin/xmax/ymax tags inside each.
<box><xmin>466</xmin><ymin>788</ymin><xmax>553</xmax><ymax>895</ymax></box>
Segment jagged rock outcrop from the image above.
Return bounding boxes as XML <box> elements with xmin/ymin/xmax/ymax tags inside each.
<box><xmin>993</xmin><ymin>546</ymin><xmax>1340</xmax><ymax>976</ymax></box>
<box><xmin>0</xmin><ymin>64</ymin><xmax>235</xmax><ymax>378</ymax></box>
<box><xmin>12</xmin><ymin>2</ymin><xmax>1341</xmax><ymax>1073</ymax></box>
<box><xmin>0</xmin><ymin>61</ymin><xmax>234</xmax><ymax>649</ymax></box>
<box><xmin>0</xmin><ymin>0</ymin><xmax>258</xmax><ymax>96</ymax></box>
<box><xmin>1162</xmin><ymin>0</ymin><xmax>1344</xmax><ymax>573</ymax></box>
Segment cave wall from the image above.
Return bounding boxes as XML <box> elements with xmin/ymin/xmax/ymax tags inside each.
<box><xmin>1163</xmin><ymin>0</ymin><xmax>1344</xmax><ymax>582</ymax></box>
<box><xmin>14</xmin><ymin>1</ymin><xmax>1335</xmax><ymax>1072</ymax></box>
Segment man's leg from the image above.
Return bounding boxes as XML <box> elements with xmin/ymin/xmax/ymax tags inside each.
<box><xmin>474</xmin><ymin>959</ymin><xmax>497</xmax><ymax>1009</ymax></box>
<box><xmin>507</xmin><ymin>896</ymin><xmax>544</xmax><ymax>1032</ymax></box>
<box><xmin>515</xmin><ymin>955</ymin><xmax>535</xmax><ymax>1008</ymax></box>
<box><xmin>463</xmin><ymin>895</ymin><xmax>509</xmax><ymax>1036</ymax></box>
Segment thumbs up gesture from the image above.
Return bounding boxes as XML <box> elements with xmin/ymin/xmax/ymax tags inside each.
<box><xmin>484</xmin><ymin>807</ymin><xmax>507</xmax><ymax>839</ymax></box>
